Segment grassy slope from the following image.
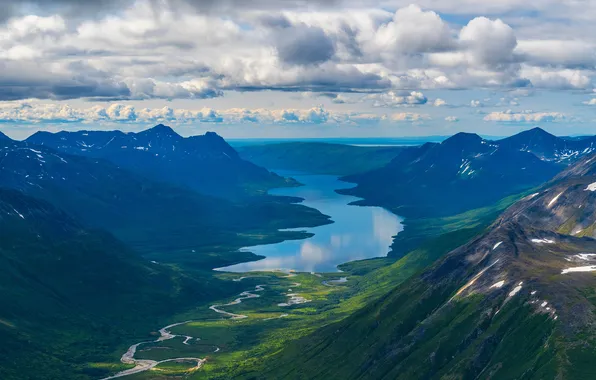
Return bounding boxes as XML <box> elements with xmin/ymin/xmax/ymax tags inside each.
<box><xmin>389</xmin><ymin>190</ymin><xmax>532</xmax><ymax>258</ymax></box>
<box><xmin>237</xmin><ymin>142</ymin><xmax>406</xmax><ymax>176</ymax></box>
<box><xmin>97</xmin><ymin>196</ymin><xmax>504</xmax><ymax>379</ymax></box>
<box><xmin>0</xmin><ymin>189</ymin><xmax>248</xmax><ymax>380</ymax></box>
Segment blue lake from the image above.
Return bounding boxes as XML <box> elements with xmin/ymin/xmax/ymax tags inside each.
<box><xmin>218</xmin><ymin>173</ymin><xmax>404</xmax><ymax>273</ymax></box>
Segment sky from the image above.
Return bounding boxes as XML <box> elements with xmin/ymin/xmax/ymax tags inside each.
<box><xmin>1</xmin><ymin>0</ymin><xmax>596</xmax><ymax>139</ymax></box>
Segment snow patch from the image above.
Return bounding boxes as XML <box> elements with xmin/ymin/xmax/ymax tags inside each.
<box><xmin>561</xmin><ymin>265</ymin><xmax>596</xmax><ymax>274</ymax></box>
<box><xmin>585</xmin><ymin>182</ymin><xmax>596</xmax><ymax>192</ymax></box>
<box><xmin>531</xmin><ymin>238</ymin><xmax>555</xmax><ymax>244</ymax></box>
<box><xmin>493</xmin><ymin>241</ymin><xmax>503</xmax><ymax>250</ymax></box>
<box><xmin>508</xmin><ymin>282</ymin><xmax>523</xmax><ymax>297</ymax></box>
<box><xmin>547</xmin><ymin>191</ymin><xmax>564</xmax><ymax>207</ymax></box>
<box><xmin>490</xmin><ymin>280</ymin><xmax>505</xmax><ymax>289</ymax></box>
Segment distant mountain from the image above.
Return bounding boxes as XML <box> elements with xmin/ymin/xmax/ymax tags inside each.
<box><xmin>0</xmin><ymin>140</ymin><xmax>329</xmax><ymax>259</ymax></box>
<box><xmin>341</xmin><ymin>132</ymin><xmax>562</xmax><ymax>217</ymax></box>
<box><xmin>263</xmin><ymin>152</ymin><xmax>596</xmax><ymax>380</ymax></box>
<box><xmin>497</xmin><ymin>127</ymin><xmax>596</xmax><ymax>163</ymax></box>
<box><xmin>0</xmin><ymin>187</ymin><xmax>233</xmax><ymax>380</ymax></box>
<box><xmin>237</xmin><ymin>142</ymin><xmax>408</xmax><ymax>175</ymax></box>
<box><xmin>26</xmin><ymin>125</ymin><xmax>295</xmax><ymax>199</ymax></box>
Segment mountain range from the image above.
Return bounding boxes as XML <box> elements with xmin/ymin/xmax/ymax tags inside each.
<box><xmin>2</xmin><ymin>125</ymin><xmax>596</xmax><ymax>379</ymax></box>
<box><xmin>26</xmin><ymin>124</ymin><xmax>294</xmax><ymax>199</ymax></box>
<box><xmin>0</xmin><ymin>136</ymin><xmax>329</xmax><ymax>259</ymax></box>
<box><xmin>259</xmin><ymin>134</ymin><xmax>596</xmax><ymax>380</ymax></box>
<box><xmin>340</xmin><ymin>131</ymin><xmax>561</xmax><ymax>218</ymax></box>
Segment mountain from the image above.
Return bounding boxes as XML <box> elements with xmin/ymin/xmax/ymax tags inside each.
<box><xmin>340</xmin><ymin>132</ymin><xmax>562</xmax><ymax>218</ymax></box>
<box><xmin>0</xmin><ymin>187</ymin><xmax>240</xmax><ymax>380</ymax></box>
<box><xmin>497</xmin><ymin>127</ymin><xmax>596</xmax><ymax>163</ymax></box>
<box><xmin>237</xmin><ymin>142</ymin><xmax>408</xmax><ymax>175</ymax></box>
<box><xmin>260</xmin><ymin>154</ymin><xmax>596</xmax><ymax>380</ymax></box>
<box><xmin>26</xmin><ymin>125</ymin><xmax>295</xmax><ymax>199</ymax></box>
<box><xmin>0</xmin><ymin>139</ymin><xmax>329</xmax><ymax>261</ymax></box>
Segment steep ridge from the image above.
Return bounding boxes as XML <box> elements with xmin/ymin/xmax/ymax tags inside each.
<box><xmin>498</xmin><ymin>127</ymin><xmax>596</xmax><ymax>163</ymax></box>
<box><xmin>0</xmin><ymin>188</ymin><xmax>231</xmax><ymax>380</ymax></box>
<box><xmin>26</xmin><ymin>125</ymin><xmax>294</xmax><ymax>199</ymax></box>
<box><xmin>261</xmin><ymin>154</ymin><xmax>596</xmax><ymax>380</ymax></box>
<box><xmin>0</xmin><ymin>140</ymin><xmax>329</xmax><ymax>258</ymax></box>
<box><xmin>341</xmin><ymin>132</ymin><xmax>561</xmax><ymax>217</ymax></box>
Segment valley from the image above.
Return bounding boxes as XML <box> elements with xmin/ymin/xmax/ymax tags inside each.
<box><xmin>3</xmin><ymin>125</ymin><xmax>596</xmax><ymax>380</ymax></box>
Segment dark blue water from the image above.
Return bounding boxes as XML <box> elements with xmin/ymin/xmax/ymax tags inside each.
<box><xmin>217</xmin><ymin>173</ymin><xmax>403</xmax><ymax>273</ymax></box>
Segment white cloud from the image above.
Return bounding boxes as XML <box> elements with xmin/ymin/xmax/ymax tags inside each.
<box><xmin>459</xmin><ymin>17</ymin><xmax>517</xmax><ymax>67</ymax></box>
<box><xmin>520</xmin><ymin>66</ymin><xmax>592</xmax><ymax>89</ymax></box>
<box><xmin>445</xmin><ymin>116</ymin><xmax>459</xmax><ymax>122</ymax></box>
<box><xmin>373</xmin><ymin>5</ymin><xmax>454</xmax><ymax>56</ymax></box>
<box><xmin>433</xmin><ymin>98</ymin><xmax>446</xmax><ymax>106</ymax></box>
<box><xmin>390</xmin><ymin>112</ymin><xmax>430</xmax><ymax>122</ymax></box>
<box><xmin>0</xmin><ymin>1</ymin><xmax>593</xmax><ymax>103</ymax></box>
<box><xmin>367</xmin><ymin>90</ymin><xmax>427</xmax><ymax>107</ymax></box>
<box><xmin>583</xmin><ymin>98</ymin><xmax>596</xmax><ymax>105</ymax></box>
<box><xmin>483</xmin><ymin>110</ymin><xmax>566</xmax><ymax>122</ymax></box>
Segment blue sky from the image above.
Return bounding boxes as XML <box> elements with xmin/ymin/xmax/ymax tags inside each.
<box><xmin>0</xmin><ymin>1</ymin><xmax>595</xmax><ymax>139</ymax></box>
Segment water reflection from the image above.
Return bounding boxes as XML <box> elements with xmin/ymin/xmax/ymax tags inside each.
<box><xmin>217</xmin><ymin>173</ymin><xmax>404</xmax><ymax>273</ymax></box>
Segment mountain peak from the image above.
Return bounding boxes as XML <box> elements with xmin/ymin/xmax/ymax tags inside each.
<box><xmin>204</xmin><ymin>131</ymin><xmax>224</xmax><ymax>140</ymax></box>
<box><xmin>442</xmin><ymin>132</ymin><xmax>483</xmax><ymax>146</ymax></box>
<box><xmin>505</xmin><ymin>127</ymin><xmax>558</xmax><ymax>142</ymax></box>
<box><xmin>139</xmin><ymin>124</ymin><xmax>181</xmax><ymax>138</ymax></box>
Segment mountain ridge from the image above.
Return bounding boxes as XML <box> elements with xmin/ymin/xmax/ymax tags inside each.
<box><xmin>26</xmin><ymin>125</ymin><xmax>293</xmax><ymax>199</ymax></box>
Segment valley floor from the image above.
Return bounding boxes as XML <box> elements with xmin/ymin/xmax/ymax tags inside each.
<box><xmin>95</xmin><ymin>271</ymin><xmax>361</xmax><ymax>379</ymax></box>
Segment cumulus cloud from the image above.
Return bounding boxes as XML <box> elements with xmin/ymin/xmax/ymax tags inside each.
<box><xmin>483</xmin><ymin>110</ymin><xmax>566</xmax><ymax>122</ymax></box>
<box><xmin>583</xmin><ymin>98</ymin><xmax>596</xmax><ymax>105</ymax></box>
<box><xmin>274</xmin><ymin>24</ymin><xmax>335</xmax><ymax>66</ymax></box>
<box><xmin>433</xmin><ymin>98</ymin><xmax>446</xmax><ymax>106</ymax></box>
<box><xmin>0</xmin><ymin>101</ymin><xmax>439</xmax><ymax>127</ymax></box>
<box><xmin>0</xmin><ymin>1</ymin><xmax>594</xmax><ymax>102</ymax></box>
<box><xmin>373</xmin><ymin>5</ymin><xmax>453</xmax><ymax>56</ymax></box>
<box><xmin>459</xmin><ymin>17</ymin><xmax>517</xmax><ymax>67</ymax></box>
<box><xmin>390</xmin><ymin>112</ymin><xmax>430</xmax><ymax>122</ymax></box>
<box><xmin>367</xmin><ymin>91</ymin><xmax>427</xmax><ymax>107</ymax></box>
<box><xmin>0</xmin><ymin>102</ymin><xmax>345</xmax><ymax>125</ymax></box>
<box><xmin>445</xmin><ymin>116</ymin><xmax>459</xmax><ymax>122</ymax></box>
<box><xmin>520</xmin><ymin>66</ymin><xmax>592</xmax><ymax>89</ymax></box>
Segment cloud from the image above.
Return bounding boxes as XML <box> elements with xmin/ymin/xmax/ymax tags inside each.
<box><xmin>583</xmin><ymin>98</ymin><xmax>596</xmax><ymax>105</ymax></box>
<box><xmin>390</xmin><ymin>112</ymin><xmax>430</xmax><ymax>122</ymax></box>
<box><xmin>520</xmin><ymin>66</ymin><xmax>592</xmax><ymax>89</ymax></box>
<box><xmin>373</xmin><ymin>5</ymin><xmax>453</xmax><ymax>56</ymax></box>
<box><xmin>445</xmin><ymin>116</ymin><xmax>459</xmax><ymax>122</ymax></box>
<box><xmin>433</xmin><ymin>98</ymin><xmax>446</xmax><ymax>106</ymax></box>
<box><xmin>0</xmin><ymin>1</ymin><xmax>594</xmax><ymax>103</ymax></box>
<box><xmin>483</xmin><ymin>110</ymin><xmax>566</xmax><ymax>122</ymax></box>
<box><xmin>470</xmin><ymin>100</ymin><xmax>482</xmax><ymax>107</ymax></box>
<box><xmin>367</xmin><ymin>91</ymin><xmax>427</xmax><ymax>107</ymax></box>
<box><xmin>459</xmin><ymin>17</ymin><xmax>517</xmax><ymax>67</ymax></box>
<box><xmin>0</xmin><ymin>102</ymin><xmax>343</xmax><ymax>125</ymax></box>
<box><xmin>274</xmin><ymin>24</ymin><xmax>336</xmax><ymax>66</ymax></box>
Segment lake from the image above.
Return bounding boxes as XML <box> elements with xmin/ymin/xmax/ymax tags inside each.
<box><xmin>217</xmin><ymin>173</ymin><xmax>404</xmax><ymax>273</ymax></box>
